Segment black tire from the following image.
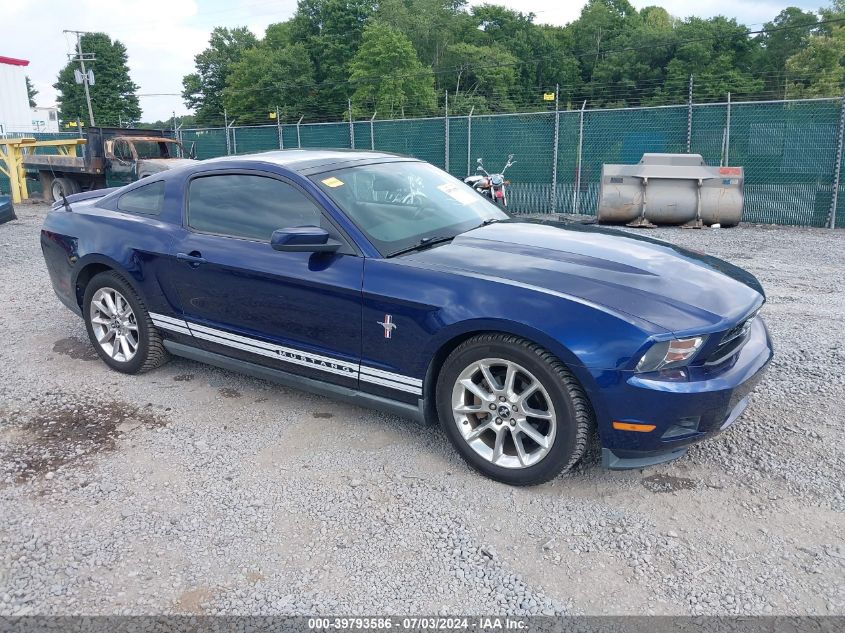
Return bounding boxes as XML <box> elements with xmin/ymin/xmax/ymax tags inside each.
<box><xmin>51</xmin><ymin>177</ymin><xmax>79</xmax><ymax>202</ymax></box>
<box><xmin>82</xmin><ymin>271</ymin><xmax>169</xmax><ymax>374</ymax></box>
<box><xmin>435</xmin><ymin>334</ymin><xmax>593</xmax><ymax>486</ymax></box>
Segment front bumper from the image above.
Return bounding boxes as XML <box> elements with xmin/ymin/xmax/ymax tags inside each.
<box><xmin>589</xmin><ymin>317</ymin><xmax>773</xmax><ymax>469</ymax></box>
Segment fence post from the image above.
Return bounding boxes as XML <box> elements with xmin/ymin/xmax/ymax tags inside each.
<box><xmin>687</xmin><ymin>74</ymin><xmax>693</xmax><ymax>153</ymax></box>
<box><xmin>466</xmin><ymin>106</ymin><xmax>474</xmax><ymax>177</ymax></box>
<box><xmin>550</xmin><ymin>84</ymin><xmax>559</xmax><ymax>213</ymax></box>
<box><xmin>224</xmin><ymin>109</ymin><xmax>230</xmax><ymax>155</ymax></box>
<box><xmin>348</xmin><ymin>99</ymin><xmax>355</xmax><ymax>149</ymax></box>
<box><xmin>276</xmin><ymin>106</ymin><xmax>283</xmax><ymax>150</ymax></box>
<box><xmin>573</xmin><ymin>100</ymin><xmax>586</xmax><ymax>214</ymax></box>
<box><xmin>444</xmin><ymin>91</ymin><xmax>450</xmax><ymax>172</ymax></box>
<box><xmin>370</xmin><ymin>111</ymin><xmax>376</xmax><ymax>150</ymax></box>
<box><xmin>828</xmin><ymin>87</ymin><xmax>845</xmax><ymax>229</ymax></box>
<box><xmin>725</xmin><ymin>92</ymin><xmax>731</xmax><ymax>166</ymax></box>
<box><xmin>297</xmin><ymin>115</ymin><xmax>303</xmax><ymax>148</ymax></box>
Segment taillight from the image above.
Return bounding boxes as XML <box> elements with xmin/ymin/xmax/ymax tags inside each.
<box><xmin>495</xmin><ymin>190</ymin><xmax>504</xmax><ymax>198</ymax></box>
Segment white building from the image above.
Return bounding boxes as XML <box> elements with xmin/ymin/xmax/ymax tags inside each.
<box><xmin>31</xmin><ymin>106</ymin><xmax>59</xmax><ymax>133</ymax></box>
<box><xmin>0</xmin><ymin>55</ymin><xmax>34</xmax><ymax>135</ymax></box>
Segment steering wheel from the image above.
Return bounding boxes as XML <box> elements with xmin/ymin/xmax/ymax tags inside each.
<box><xmin>404</xmin><ymin>192</ymin><xmax>433</xmax><ymax>220</ymax></box>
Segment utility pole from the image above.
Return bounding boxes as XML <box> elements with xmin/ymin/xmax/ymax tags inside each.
<box><xmin>64</xmin><ymin>30</ymin><xmax>96</xmax><ymax>127</ymax></box>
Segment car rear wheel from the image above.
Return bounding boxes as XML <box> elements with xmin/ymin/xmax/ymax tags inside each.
<box><xmin>436</xmin><ymin>334</ymin><xmax>592</xmax><ymax>485</ymax></box>
<box><xmin>83</xmin><ymin>271</ymin><xmax>168</xmax><ymax>374</ymax></box>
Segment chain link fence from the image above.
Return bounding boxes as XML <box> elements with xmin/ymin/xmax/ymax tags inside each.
<box><xmin>5</xmin><ymin>98</ymin><xmax>845</xmax><ymax>228</ymax></box>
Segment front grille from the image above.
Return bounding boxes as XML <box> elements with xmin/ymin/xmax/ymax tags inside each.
<box><xmin>705</xmin><ymin>313</ymin><xmax>757</xmax><ymax>366</ymax></box>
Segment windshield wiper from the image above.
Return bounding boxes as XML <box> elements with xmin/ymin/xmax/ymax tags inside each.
<box><xmin>479</xmin><ymin>217</ymin><xmax>504</xmax><ymax>227</ymax></box>
<box><xmin>388</xmin><ymin>235</ymin><xmax>456</xmax><ymax>257</ymax></box>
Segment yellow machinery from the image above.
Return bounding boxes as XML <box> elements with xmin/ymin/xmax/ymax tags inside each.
<box><xmin>0</xmin><ymin>137</ymin><xmax>87</xmax><ymax>203</ymax></box>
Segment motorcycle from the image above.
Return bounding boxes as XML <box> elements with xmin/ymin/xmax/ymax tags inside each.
<box><xmin>463</xmin><ymin>154</ymin><xmax>515</xmax><ymax>207</ymax></box>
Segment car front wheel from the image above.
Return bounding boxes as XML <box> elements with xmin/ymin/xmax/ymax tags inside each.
<box><xmin>436</xmin><ymin>334</ymin><xmax>592</xmax><ymax>485</ymax></box>
<box><xmin>83</xmin><ymin>271</ymin><xmax>168</xmax><ymax>374</ymax></box>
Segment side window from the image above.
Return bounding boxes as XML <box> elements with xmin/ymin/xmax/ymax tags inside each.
<box><xmin>117</xmin><ymin>181</ymin><xmax>165</xmax><ymax>216</ymax></box>
<box><xmin>114</xmin><ymin>140</ymin><xmax>132</xmax><ymax>161</ymax></box>
<box><xmin>188</xmin><ymin>174</ymin><xmax>325</xmax><ymax>241</ymax></box>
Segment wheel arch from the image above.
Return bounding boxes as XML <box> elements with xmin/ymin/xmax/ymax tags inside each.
<box><xmin>421</xmin><ymin>320</ymin><xmax>600</xmax><ymax>426</ymax></box>
<box><xmin>72</xmin><ymin>255</ymin><xmax>144</xmax><ymax>310</ymax></box>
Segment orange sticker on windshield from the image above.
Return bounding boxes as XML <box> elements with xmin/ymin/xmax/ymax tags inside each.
<box><xmin>321</xmin><ymin>177</ymin><xmax>345</xmax><ymax>188</ymax></box>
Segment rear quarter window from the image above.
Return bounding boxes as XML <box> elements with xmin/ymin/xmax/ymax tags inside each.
<box><xmin>117</xmin><ymin>181</ymin><xmax>165</xmax><ymax>216</ymax></box>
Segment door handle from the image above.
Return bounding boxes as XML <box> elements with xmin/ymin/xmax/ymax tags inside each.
<box><xmin>176</xmin><ymin>252</ymin><xmax>207</xmax><ymax>267</ymax></box>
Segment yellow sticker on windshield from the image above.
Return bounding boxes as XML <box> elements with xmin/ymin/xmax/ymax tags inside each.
<box><xmin>321</xmin><ymin>177</ymin><xmax>345</xmax><ymax>188</ymax></box>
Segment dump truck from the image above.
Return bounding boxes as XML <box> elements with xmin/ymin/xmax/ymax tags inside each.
<box><xmin>22</xmin><ymin>127</ymin><xmax>196</xmax><ymax>202</ymax></box>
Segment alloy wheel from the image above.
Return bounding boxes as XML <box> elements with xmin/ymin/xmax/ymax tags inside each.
<box><xmin>89</xmin><ymin>287</ymin><xmax>139</xmax><ymax>363</ymax></box>
<box><xmin>450</xmin><ymin>358</ymin><xmax>557</xmax><ymax>469</ymax></box>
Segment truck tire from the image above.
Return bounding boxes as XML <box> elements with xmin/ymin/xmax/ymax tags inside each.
<box><xmin>50</xmin><ymin>177</ymin><xmax>80</xmax><ymax>202</ymax></box>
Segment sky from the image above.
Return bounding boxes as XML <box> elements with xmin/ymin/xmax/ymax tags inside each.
<box><xmin>1</xmin><ymin>0</ymin><xmax>823</xmax><ymax>122</ymax></box>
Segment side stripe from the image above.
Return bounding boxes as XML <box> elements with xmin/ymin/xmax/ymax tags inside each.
<box><xmin>358</xmin><ymin>373</ymin><xmax>423</xmax><ymax>395</ymax></box>
<box><xmin>190</xmin><ymin>328</ymin><xmax>357</xmax><ymax>379</ymax></box>
<box><xmin>150</xmin><ymin>312</ymin><xmax>191</xmax><ymax>336</ymax></box>
<box><xmin>359</xmin><ymin>365</ymin><xmax>423</xmax><ymax>388</ymax></box>
<box><xmin>188</xmin><ymin>322</ymin><xmax>359</xmax><ymax>373</ymax></box>
<box><xmin>148</xmin><ymin>312</ymin><xmax>421</xmax><ymax>395</ymax></box>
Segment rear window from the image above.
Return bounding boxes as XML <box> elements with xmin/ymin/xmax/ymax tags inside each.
<box><xmin>117</xmin><ymin>181</ymin><xmax>165</xmax><ymax>216</ymax></box>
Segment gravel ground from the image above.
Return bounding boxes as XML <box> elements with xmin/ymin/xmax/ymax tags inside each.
<box><xmin>1</xmin><ymin>202</ymin><xmax>843</xmax><ymax>617</ymax></box>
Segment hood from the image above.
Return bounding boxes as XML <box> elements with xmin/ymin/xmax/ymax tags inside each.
<box><xmin>401</xmin><ymin>219</ymin><xmax>764</xmax><ymax>334</ymax></box>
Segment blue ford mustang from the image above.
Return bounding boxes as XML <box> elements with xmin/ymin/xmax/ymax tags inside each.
<box><xmin>40</xmin><ymin>150</ymin><xmax>773</xmax><ymax>485</ymax></box>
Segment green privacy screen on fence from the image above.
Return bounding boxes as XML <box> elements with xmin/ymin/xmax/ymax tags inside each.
<box><xmin>5</xmin><ymin>98</ymin><xmax>845</xmax><ymax>228</ymax></box>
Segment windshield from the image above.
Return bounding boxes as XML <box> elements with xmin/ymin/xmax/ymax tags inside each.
<box><xmin>131</xmin><ymin>139</ymin><xmax>184</xmax><ymax>160</ymax></box>
<box><xmin>311</xmin><ymin>161</ymin><xmax>508</xmax><ymax>256</ymax></box>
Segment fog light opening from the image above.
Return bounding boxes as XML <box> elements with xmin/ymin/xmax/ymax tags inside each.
<box><xmin>661</xmin><ymin>416</ymin><xmax>701</xmax><ymax>439</ymax></box>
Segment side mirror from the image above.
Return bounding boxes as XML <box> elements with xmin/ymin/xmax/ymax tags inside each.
<box><xmin>508</xmin><ymin>154</ymin><xmax>514</xmax><ymax>160</ymax></box>
<box><xmin>476</xmin><ymin>158</ymin><xmax>483</xmax><ymax>164</ymax></box>
<box><xmin>476</xmin><ymin>165</ymin><xmax>484</xmax><ymax>172</ymax></box>
<box><xmin>271</xmin><ymin>226</ymin><xmax>340</xmax><ymax>253</ymax></box>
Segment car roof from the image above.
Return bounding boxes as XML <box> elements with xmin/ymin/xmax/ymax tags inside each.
<box><xmin>204</xmin><ymin>149</ymin><xmax>416</xmax><ymax>174</ymax></box>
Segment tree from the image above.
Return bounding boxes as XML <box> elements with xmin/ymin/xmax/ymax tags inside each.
<box><xmin>137</xmin><ymin>114</ymin><xmax>197</xmax><ymax>130</ymax></box>
<box><xmin>648</xmin><ymin>17</ymin><xmax>764</xmax><ymax>103</ymax></box>
<box><xmin>349</xmin><ymin>23</ymin><xmax>436</xmax><ymax>118</ymax></box>
<box><xmin>759</xmin><ymin>8</ymin><xmax>818</xmax><ymax>72</ymax></box>
<box><xmin>25</xmin><ymin>76</ymin><xmax>38</xmax><ymax>108</ymax></box>
<box><xmin>438</xmin><ymin>43</ymin><xmax>519</xmax><ymax>112</ymax></box>
<box><xmin>224</xmin><ymin>43</ymin><xmax>316</xmax><ymax>124</ymax></box>
<box><xmin>373</xmin><ymin>0</ymin><xmax>469</xmax><ymax>69</ymax></box>
<box><xmin>290</xmin><ymin>0</ymin><xmax>377</xmax><ymax>113</ymax></box>
<box><xmin>54</xmin><ymin>33</ymin><xmax>140</xmax><ymax>126</ymax></box>
<box><xmin>785</xmin><ymin>25</ymin><xmax>845</xmax><ymax>97</ymax></box>
<box><xmin>182</xmin><ymin>27</ymin><xmax>258</xmax><ymax>125</ymax></box>
<box><xmin>588</xmin><ymin>6</ymin><xmax>675</xmax><ymax>106</ymax></box>
<box><xmin>568</xmin><ymin>0</ymin><xmax>640</xmax><ymax>86</ymax></box>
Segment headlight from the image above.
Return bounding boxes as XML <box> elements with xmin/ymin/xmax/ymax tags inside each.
<box><xmin>636</xmin><ymin>336</ymin><xmax>707</xmax><ymax>373</ymax></box>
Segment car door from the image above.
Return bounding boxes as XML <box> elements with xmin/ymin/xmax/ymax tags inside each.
<box><xmin>106</xmin><ymin>139</ymin><xmax>136</xmax><ymax>187</ymax></box>
<box><xmin>170</xmin><ymin>170</ymin><xmax>363</xmax><ymax>389</ymax></box>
